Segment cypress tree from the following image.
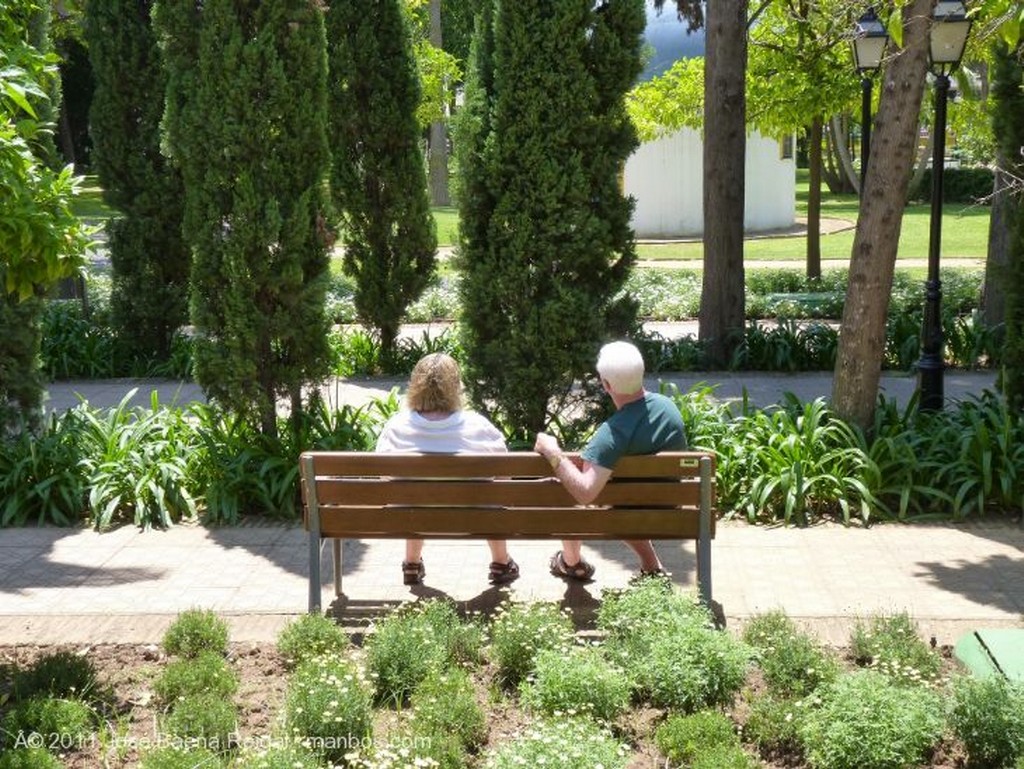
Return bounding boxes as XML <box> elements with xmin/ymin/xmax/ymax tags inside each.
<box><xmin>325</xmin><ymin>0</ymin><xmax>437</xmax><ymax>368</ymax></box>
<box><xmin>154</xmin><ymin>0</ymin><xmax>333</xmax><ymax>437</ymax></box>
<box><xmin>454</xmin><ymin>0</ymin><xmax>644</xmax><ymax>441</ymax></box>
<box><xmin>85</xmin><ymin>0</ymin><xmax>189</xmax><ymax>363</ymax></box>
<box><xmin>991</xmin><ymin>41</ymin><xmax>1024</xmax><ymax>411</ymax></box>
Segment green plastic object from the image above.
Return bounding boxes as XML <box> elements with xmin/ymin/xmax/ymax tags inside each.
<box><xmin>954</xmin><ymin>630</ymin><xmax>1024</xmax><ymax>681</ymax></box>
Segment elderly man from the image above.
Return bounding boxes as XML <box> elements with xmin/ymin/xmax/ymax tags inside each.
<box><xmin>534</xmin><ymin>341</ymin><xmax>688</xmax><ymax>581</ymax></box>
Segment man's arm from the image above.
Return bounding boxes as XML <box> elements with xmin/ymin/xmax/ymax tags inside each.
<box><xmin>534</xmin><ymin>432</ymin><xmax>612</xmax><ymax>505</ymax></box>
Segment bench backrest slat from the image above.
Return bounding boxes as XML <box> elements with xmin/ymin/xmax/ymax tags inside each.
<box><xmin>302</xmin><ymin>451</ymin><xmax>708</xmax><ymax>479</ymax></box>
<box><xmin>315</xmin><ymin>478</ymin><xmax>701</xmax><ymax>508</ymax></box>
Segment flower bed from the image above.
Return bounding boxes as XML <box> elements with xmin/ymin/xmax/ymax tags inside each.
<box><xmin>2</xmin><ymin>589</ymin><xmax>1023</xmax><ymax>769</ymax></box>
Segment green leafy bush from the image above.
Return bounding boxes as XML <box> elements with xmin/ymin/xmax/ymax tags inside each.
<box><xmin>915</xmin><ymin>167</ymin><xmax>994</xmax><ymax>203</ymax></box>
<box><xmin>1</xmin><ymin>697</ymin><xmax>94</xmax><ymax>751</ymax></box>
<box><xmin>40</xmin><ymin>300</ymin><xmax>119</xmax><ymax>380</ymax></box>
<box><xmin>152</xmin><ymin>651</ymin><xmax>238</xmax><ymax>704</ymax></box>
<box><xmin>185</xmin><ymin>406</ymin><xmax>299</xmax><ymax>524</ymax></box>
<box><xmin>0</xmin><ymin>747</ymin><xmax>65</xmax><ymax>769</ymax></box>
<box><xmin>276</xmin><ymin>614</ymin><xmax>350</xmax><ymax>670</ymax></box>
<box><xmin>928</xmin><ymin>393</ymin><xmax>1024</xmax><ymax>519</ymax></box>
<box><xmin>849</xmin><ymin>611</ymin><xmax>942</xmax><ymax>685</ymax></box>
<box><xmin>729</xmin><ymin>396</ymin><xmax>876</xmax><ymax>526</ymax></box>
<box><xmin>138</xmin><ymin>745</ymin><xmax>224</xmax><ymax>769</ymax></box>
<box><xmin>799</xmin><ymin>670</ymin><xmax>944</xmax><ymax>769</ymax></box>
<box><xmin>732</xmin><ymin>320</ymin><xmax>839</xmax><ymax>371</ymax></box>
<box><xmin>10</xmin><ymin>650</ymin><xmax>99</xmax><ymax>702</ymax></box>
<box><xmin>162</xmin><ymin>609</ymin><xmax>230</xmax><ymax>659</ymax></box>
<box><xmin>627</xmin><ymin>268</ymin><xmax>702</xmax><ymax>320</ymax></box>
<box><xmin>597</xmin><ymin>578</ymin><xmax>711</xmax><ymax>662</ymax></box>
<box><xmin>482</xmin><ymin>718</ymin><xmax>629</xmax><ymax>769</ymax></box>
<box><xmin>741</xmin><ymin>611</ymin><xmax>840</xmax><ymax>696</ymax></box>
<box><xmin>160</xmin><ymin>693</ymin><xmax>237</xmax><ymax>750</ymax></box>
<box><xmin>520</xmin><ymin>646</ymin><xmax>631</xmax><ymax>721</ymax></box>
<box><xmin>75</xmin><ymin>393</ymin><xmax>198</xmax><ymax>530</ymax></box>
<box><xmin>743</xmin><ymin>694</ymin><xmax>804</xmax><ymax>763</ymax></box>
<box><xmin>655</xmin><ymin>709</ymin><xmax>741</xmax><ymax>764</ymax></box>
<box><xmin>365</xmin><ymin>599</ymin><xmax>482</xmax><ymax>705</ymax></box>
<box><xmin>688</xmin><ymin>744</ymin><xmax>762</xmax><ymax>769</ymax></box>
<box><xmin>409</xmin><ymin>668</ymin><xmax>487</xmax><ymax>764</ymax></box>
<box><xmin>949</xmin><ymin>675</ymin><xmax>1024</xmax><ymax>769</ymax></box>
<box><xmin>488</xmin><ymin>601</ymin><xmax>574</xmax><ymax>687</ymax></box>
<box><xmin>597</xmin><ymin>580</ymin><xmax>750</xmax><ymax>712</ymax></box>
<box><xmin>638</xmin><ymin>622</ymin><xmax>751</xmax><ymax>711</ymax></box>
<box><xmin>233</xmin><ymin>745</ymin><xmax>321</xmax><ymax>769</ymax></box>
<box><xmin>283</xmin><ymin>653</ymin><xmax>372</xmax><ymax>764</ymax></box>
<box><xmin>0</xmin><ymin>416</ymin><xmax>85</xmax><ymax>527</ymax></box>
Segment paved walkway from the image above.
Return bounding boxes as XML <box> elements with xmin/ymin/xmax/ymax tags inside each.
<box><xmin>2</xmin><ymin>518</ymin><xmax>1021</xmax><ymax>648</ymax></box>
<box><xmin>3</xmin><ymin>371</ymin><xmax>1020</xmax><ymax>649</ymax></box>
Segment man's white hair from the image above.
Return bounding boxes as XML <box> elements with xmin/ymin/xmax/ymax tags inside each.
<box><xmin>596</xmin><ymin>341</ymin><xmax>645</xmax><ymax>395</ymax></box>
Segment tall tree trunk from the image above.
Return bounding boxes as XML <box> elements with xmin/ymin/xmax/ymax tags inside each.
<box><xmin>832</xmin><ymin>0</ymin><xmax>933</xmax><ymax>430</ymax></box>
<box><xmin>907</xmin><ymin>122</ymin><xmax>933</xmax><ymax>199</ymax></box>
<box><xmin>699</xmin><ymin>0</ymin><xmax>747</xmax><ymax>367</ymax></box>
<box><xmin>427</xmin><ymin>0</ymin><xmax>449</xmax><ymax>206</ymax></box>
<box><xmin>981</xmin><ymin>161</ymin><xmax>1012</xmax><ymax>327</ymax></box>
<box><xmin>806</xmin><ymin>117</ymin><xmax>822</xmax><ymax>281</ymax></box>
<box><xmin>57</xmin><ymin>104</ymin><xmax>76</xmax><ymax>168</ymax></box>
<box><xmin>989</xmin><ymin>39</ymin><xmax>1024</xmax><ymax>411</ymax></box>
<box><xmin>830</xmin><ymin>114</ymin><xmax>858</xmax><ymax>192</ymax></box>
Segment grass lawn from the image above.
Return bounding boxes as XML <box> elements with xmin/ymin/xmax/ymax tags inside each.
<box><xmin>73</xmin><ymin>171</ymin><xmax>990</xmax><ymax>260</ymax></box>
<box><xmin>73</xmin><ymin>175</ymin><xmax>465</xmax><ymax>249</ymax></box>
<box><xmin>71</xmin><ymin>175</ymin><xmax>115</xmax><ymax>221</ymax></box>
<box><xmin>636</xmin><ymin>170</ymin><xmax>990</xmax><ymax>263</ymax></box>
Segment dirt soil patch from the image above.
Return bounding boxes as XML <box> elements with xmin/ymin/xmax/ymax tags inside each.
<box><xmin>1</xmin><ymin>641</ymin><xmax>969</xmax><ymax>768</ymax></box>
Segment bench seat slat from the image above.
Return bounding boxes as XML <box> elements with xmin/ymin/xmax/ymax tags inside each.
<box><xmin>314</xmin><ymin>479</ymin><xmax>702</xmax><ymax>507</ymax></box>
<box><xmin>316</xmin><ymin>506</ymin><xmax>708</xmax><ymax>539</ymax></box>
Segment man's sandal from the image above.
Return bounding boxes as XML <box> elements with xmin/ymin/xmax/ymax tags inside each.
<box><xmin>488</xmin><ymin>558</ymin><xmax>520</xmax><ymax>585</ymax></box>
<box><xmin>402</xmin><ymin>560</ymin><xmax>425</xmax><ymax>585</ymax></box>
<box><xmin>549</xmin><ymin>550</ymin><xmax>595</xmax><ymax>582</ymax></box>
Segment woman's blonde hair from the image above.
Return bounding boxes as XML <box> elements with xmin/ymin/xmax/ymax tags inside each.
<box><xmin>406</xmin><ymin>353</ymin><xmax>463</xmax><ymax>413</ymax></box>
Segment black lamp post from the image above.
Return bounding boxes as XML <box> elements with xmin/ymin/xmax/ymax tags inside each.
<box><xmin>851</xmin><ymin>7</ymin><xmax>888</xmax><ymax>190</ymax></box>
<box><xmin>918</xmin><ymin>0</ymin><xmax>972</xmax><ymax>412</ymax></box>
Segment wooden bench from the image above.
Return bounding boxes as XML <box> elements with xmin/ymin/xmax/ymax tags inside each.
<box><xmin>299</xmin><ymin>451</ymin><xmax>716</xmax><ymax>613</ymax></box>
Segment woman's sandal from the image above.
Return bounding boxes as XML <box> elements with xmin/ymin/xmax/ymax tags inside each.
<box><xmin>402</xmin><ymin>560</ymin><xmax>425</xmax><ymax>585</ymax></box>
<box><xmin>488</xmin><ymin>558</ymin><xmax>520</xmax><ymax>585</ymax></box>
<box><xmin>549</xmin><ymin>550</ymin><xmax>595</xmax><ymax>582</ymax></box>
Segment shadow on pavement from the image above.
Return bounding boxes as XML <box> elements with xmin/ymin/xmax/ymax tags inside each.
<box><xmin>914</xmin><ymin>517</ymin><xmax>1024</xmax><ymax>618</ymax></box>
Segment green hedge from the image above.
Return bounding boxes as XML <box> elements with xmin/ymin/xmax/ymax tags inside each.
<box><xmin>912</xmin><ymin>167</ymin><xmax>994</xmax><ymax>204</ymax></box>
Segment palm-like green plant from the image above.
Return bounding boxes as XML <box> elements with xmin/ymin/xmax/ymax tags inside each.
<box><xmin>733</xmin><ymin>396</ymin><xmax>877</xmax><ymax>525</ymax></box>
<box><xmin>0</xmin><ymin>414</ymin><xmax>86</xmax><ymax>526</ymax></box>
<box><xmin>932</xmin><ymin>393</ymin><xmax>1024</xmax><ymax>518</ymax></box>
<box><xmin>863</xmin><ymin>395</ymin><xmax>953</xmax><ymax>521</ymax></box>
<box><xmin>75</xmin><ymin>391</ymin><xmax>197</xmax><ymax>530</ymax></box>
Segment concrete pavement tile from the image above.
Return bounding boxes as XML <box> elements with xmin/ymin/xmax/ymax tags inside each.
<box><xmin>203</xmin><ymin>525</ymin><xmax>295</xmax><ymax>548</ymax></box>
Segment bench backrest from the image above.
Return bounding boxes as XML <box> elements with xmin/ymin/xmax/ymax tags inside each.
<box><xmin>300</xmin><ymin>451</ymin><xmax>716</xmax><ymax>541</ymax></box>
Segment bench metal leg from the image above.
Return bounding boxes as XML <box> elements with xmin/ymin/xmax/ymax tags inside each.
<box><xmin>333</xmin><ymin>538</ymin><xmax>343</xmax><ymax>597</ymax></box>
<box><xmin>697</xmin><ymin>456</ymin><xmax>714</xmax><ymax>608</ymax></box>
<box><xmin>305</xmin><ymin>451</ymin><xmax>323</xmax><ymax>613</ymax></box>
<box><xmin>309</xmin><ymin>530</ymin><xmax>322</xmax><ymax>613</ymax></box>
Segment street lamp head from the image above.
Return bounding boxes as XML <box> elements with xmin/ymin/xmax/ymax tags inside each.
<box><xmin>930</xmin><ymin>1</ymin><xmax>972</xmax><ymax>75</ymax></box>
<box><xmin>852</xmin><ymin>7</ymin><xmax>888</xmax><ymax>72</ymax></box>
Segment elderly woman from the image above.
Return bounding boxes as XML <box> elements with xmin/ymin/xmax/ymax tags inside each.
<box><xmin>375</xmin><ymin>352</ymin><xmax>519</xmax><ymax>586</ymax></box>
